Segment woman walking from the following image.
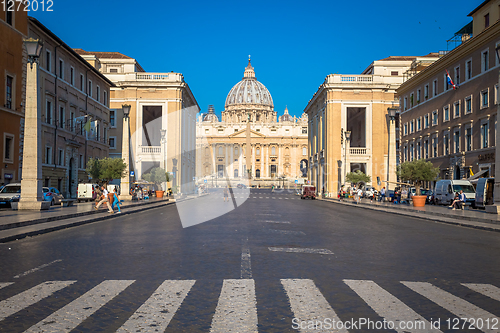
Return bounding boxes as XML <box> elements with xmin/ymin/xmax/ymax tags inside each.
<box><xmin>112</xmin><ymin>188</ymin><xmax>121</xmax><ymax>213</ymax></box>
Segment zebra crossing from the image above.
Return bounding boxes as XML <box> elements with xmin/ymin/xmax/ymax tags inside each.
<box><xmin>0</xmin><ymin>278</ymin><xmax>499</xmax><ymax>332</ymax></box>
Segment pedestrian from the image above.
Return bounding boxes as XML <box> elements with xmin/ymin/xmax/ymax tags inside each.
<box><xmin>223</xmin><ymin>186</ymin><xmax>229</xmax><ymax>202</ymax></box>
<box><xmin>272</xmin><ymin>184</ymin><xmax>275</xmax><ymax>192</ymax></box>
<box><xmin>112</xmin><ymin>187</ymin><xmax>121</xmax><ymax>213</ymax></box>
<box><xmin>379</xmin><ymin>186</ymin><xmax>386</xmax><ymax>202</ymax></box>
<box><xmin>356</xmin><ymin>187</ymin><xmax>363</xmax><ymax>204</ymax></box>
<box><xmin>450</xmin><ymin>190</ymin><xmax>465</xmax><ymax>210</ymax></box>
<box><xmin>94</xmin><ymin>185</ymin><xmax>102</xmax><ymax>208</ymax></box>
<box><xmin>95</xmin><ymin>186</ymin><xmax>113</xmax><ymax>213</ymax></box>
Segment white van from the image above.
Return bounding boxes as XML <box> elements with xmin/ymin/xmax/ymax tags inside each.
<box><xmin>434</xmin><ymin>179</ymin><xmax>476</xmax><ymax>207</ymax></box>
<box><xmin>475</xmin><ymin>178</ymin><xmax>494</xmax><ymax>208</ymax></box>
<box><xmin>107</xmin><ymin>184</ymin><xmax>120</xmax><ymax>195</ymax></box>
<box><xmin>77</xmin><ymin>183</ymin><xmax>98</xmax><ymax>202</ymax></box>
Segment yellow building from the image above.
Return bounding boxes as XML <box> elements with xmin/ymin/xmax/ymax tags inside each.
<box><xmin>0</xmin><ymin>7</ymin><xmax>27</xmax><ymax>185</ymax></box>
<box><xmin>196</xmin><ymin>60</ymin><xmax>308</xmax><ymax>187</ymax></box>
<box><xmin>75</xmin><ymin>50</ymin><xmax>199</xmax><ymax>194</ymax></box>
<box><xmin>304</xmin><ymin>55</ymin><xmax>439</xmax><ymax>196</ymax></box>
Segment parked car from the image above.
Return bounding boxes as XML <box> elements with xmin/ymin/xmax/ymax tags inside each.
<box><xmin>434</xmin><ymin>179</ymin><xmax>476</xmax><ymax>207</ymax></box>
<box><xmin>300</xmin><ymin>185</ymin><xmax>316</xmax><ymax>199</ymax></box>
<box><xmin>236</xmin><ymin>183</ymin><xmax>247</xmax><ymax>189</ymax></box>
<box><xmin>363</xmin><ymin>187</ymin><xmax>378</xmax><ymax>199</ymax></box>
<box><xmin>0</xmin><ymin>183</ymin><xmax>21</xmax><ymax>207</ymax></box>
<box><xmin>43</xmin><ymin>187</ymin><xmax>64</xmax><ymax>205</ymax></box>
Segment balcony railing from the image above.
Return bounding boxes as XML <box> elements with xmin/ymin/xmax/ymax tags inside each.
<box><xmin>350</xmin><ymin>148</ymin><xmax>367</xmax><ymax>155</ymax></box>
<box><xmin>340</xmin><ymin>75</ymin><xmax>373</xmax><ymax>82</ymax></box>
<box><xmin>140</xmin><ymin>146</ymin><xmax>161</xmax><ymax>154</ymax></box>
<box><xmin>136</xmin><ymin>73</ymin><xmax>170</xmax><ymax>80</ymax></box>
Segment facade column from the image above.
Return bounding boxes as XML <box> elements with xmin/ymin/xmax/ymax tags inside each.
<box><xmin>239</xmin><ymin>144</ymin><xmax>243</xmax><ymax>179</ymax></box>
<box><xmin>230</xmin><ymin>143</ymin><xmax>234</xmax><ymax>178</ymax></box>
<box><xmin>388</xmin><ymin>115</ymin><xmax>397</xmax><ymax>191</ymax></box>
<box><xmin>262</xmin><ymin>144</ymin><xmax>266</xmax><ymax>179</ymax></box>
<box><xmin>251</xmin><ymin>145</ymin><xmax>256</xmax><ymax>179</ymax></box>
<box><xmin>120</xmin><ymin>114</ymin><xmax>132</xmax><ymax>200</ymax></box>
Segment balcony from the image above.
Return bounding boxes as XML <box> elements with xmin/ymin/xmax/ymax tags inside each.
<box><xmin>139</xmin><ymin>146</ymin><xmax>161</xmax><ymax>154</ymax></box>
<box><xmin>350</xmin><ymin>148</ymin><xmax>367</xmax><ymax>155</ymax></box>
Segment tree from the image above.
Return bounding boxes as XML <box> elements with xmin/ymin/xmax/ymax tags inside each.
<box><xmin>346</xmin><ymin>170</ymin><xmax>371</xmax><ymax>188</ymax></box>
<box><xmin>142</xmin><ymin>167</ymin><xmax>167</xmax><ymax>190</ymax></box>
<box><xmin>396</xmin><ymin>159</ymin><xmax>439</xmax><ymax>196</ymax></box>
<box><xmin>85</xmin><ymin>157</ymin><xmax>127</xmax><ymax>185</ymax></box>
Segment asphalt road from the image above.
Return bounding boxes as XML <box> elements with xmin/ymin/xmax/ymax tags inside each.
<box><xmin>1</xmin><ymin>188</ymin><xmax>500</xmax><ymax>332</ymax></box>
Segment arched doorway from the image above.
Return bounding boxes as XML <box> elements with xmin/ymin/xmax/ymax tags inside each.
<box><xmin>234</xmin><ymin>169</ymin><xmax>238</xmax><ymax>178</ymax></box>
<box><xmin>300</xmin><ymin>159</ymin><xmax>308</xmax><ymax>177</ymax></box>
<box><xmin>454</xmin><ymin>165</ymin><xmax>461</xmax><ymax>180</ymax></box>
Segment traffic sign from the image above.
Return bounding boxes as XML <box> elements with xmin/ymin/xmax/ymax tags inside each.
<box><xmin>130</xmin><ymin>171</ymin><xmax>134</xmax><ymax>176</ymax></box>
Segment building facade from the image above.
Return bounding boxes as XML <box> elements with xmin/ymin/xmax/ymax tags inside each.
<box><xmin>196</xmin><ymin>60</ymin><xmax>308</xmax><ymax>187</ymax></box>
<box><xmin>75</xmin><ymin>50</ymin><xmax>199</xmax><ymax>194</ymax></box>
<box><xmin>304</xmin><ymin>55</ymin><xmax>439</xmax><ymax>195</ymax></box>
<box><xmin>29</xmin><ymin>18</ymin><xmax>114</xmax><ymax>198</ymax></box>
<box><xmin>398</xmin><ymin>0</ymin><xmax>500</xmax><ymax>183</ymax></box>
<box><xmin>0</xmin><ymin>6</ymin><xmax>27</xmax><ymax>185</ymax></box>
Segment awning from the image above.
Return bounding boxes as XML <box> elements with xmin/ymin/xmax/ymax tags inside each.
<box><xmin>468</xmin><ymin>169</ymin><xmax>488</xmax><ymax>181</ymax></box>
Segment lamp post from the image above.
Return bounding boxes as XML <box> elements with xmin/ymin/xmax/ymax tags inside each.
<box><xmin>344</xmin><ymin>130</ymin><xmax>351</xmax><ymax>185</ymax></box>
<box><xmin>160</xmin><ymin>128</ymin><xmax>167</xmax><ymax>191</ymax></box>
<box><xmin>387</xmin><ymin>105</ymin><xmax>398</xmax><ymax>192</ymax></box>
<box><xmin>120</xmin><ymin>104</ymin><xmax>132</xmax><ymax>200</ymax></box>
<box><xmin>18</xmin><ymin>38</ymin><xmax>50</xmax><ymax>210</ymax></box>
<box><xmin>486</xmin><ymin>46</ymin><xmax>500</xmax><ymax>213</ymax></box>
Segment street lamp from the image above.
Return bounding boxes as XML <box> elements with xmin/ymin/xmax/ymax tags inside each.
<box><xmin>120</xmin><ymin>104</ymin><xmax>132</xmax><ymax>200</ymax></box>
<box><xmin>160</xmin><ymin>128</ymin><xmax>167</xmax><ymax>191</ymax></box>
<box><xmin>387</xmin><ymin>105</ymin><xmax>398</xmax><ymax>192</ymax></box>
<box><xmin>344</xmin><ymin>130</ymin><xmax>351</xmax><ymax>185</ymax></box>
<box><xmin>486</xmin><ymin>46</ymin><xmax>500</xmax><ymax>213</ymax></box>
<box><xmin>18</xmin><ymin>38</ymin><xmax>50</xmax><ymax>210</ymax></box>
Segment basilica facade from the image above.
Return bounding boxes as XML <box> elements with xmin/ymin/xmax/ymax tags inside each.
<box><xmin>196</xmin><ymin>59</ymin><xmax>308</xmax><ymax>186</ymax></box>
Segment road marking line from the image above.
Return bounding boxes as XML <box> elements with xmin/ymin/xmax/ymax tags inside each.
<box><xmin>266</xmin><ymin>229</ymin><xmax>305</xmax><ymax>235</ymax></box>
<box><xmin>210</xmin><ymin>279</ymin><xmax>258</xmax><ymax>333</ymax></box>
<box><xmin>258</xmin><ymin>220</ymin><xmax>291</xmax><ymax>224</ymax></box>
<box><xmin>26</xmin><ymin>280</ymin><xmax>134</xmax><ymax>333</ymax></box>
<box><xmin>402</xmin><ymin>282</ymin><xmax>497</xmax><ymax>333</ymax></box>
<box><xmin>241</xmin><ymin>237</ymin><xmax>252</xmax><ymax>279</ymax></box>
<box><xmin>0</xmin><ymin>283</ymin><xmax>13</xmax><ymax>290</ymax></box>
<box><xmin>0</xmin><ymin>281</ymin><xmax>75</xmax><ymax>321</ymax></box>
<box><xmin>266</xmin><ymin>197</ymin><xmax>269</xmax><ymax>199</ymax></box>
<box><xmin>285</xmin><ymin>198</ymin><xmax>289</xmax><ymax>199</ymax></box>
<box><xmin>281</xmin><ymin>279</ymin><xmax>347</xmax><ymax>333</ymax></box>
<box><xmin>259</xmin><ymin>197</ymin><xmax>263</xmax><ymax>198</ymax></box>
<box><xmin>13</xmin><ymin>259</ymin><xmax>63</xmax><ymax>279</ymax></box>
<box><xmin>344</xmin><ymin>280</ymin><xmax>441</xmax><ymax>333</ymax></box>
<box><xmin>269</xmin><ymin>247</ymin><xmax>333</xmax><ymax>254</ymax></box>
<box><xmin>117</xmin><ymin>280</ymin><xmax>195</xmax><ymax>332</ymax></box>
<box><xmin>256</xmin><ymin>213</ymin><xmax>280</xmax><ymax>216</ymax></box>
<box><xmin>462</xmin><ymin>283</ymin><xmax>500</xmax><ymax>302</ymax></box>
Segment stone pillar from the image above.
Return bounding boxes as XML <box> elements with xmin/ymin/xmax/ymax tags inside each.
<box><xmin>18</xmin><ymin>61</ymin><xmax>50</xmax><ymax>210</ymax></box>
<box><xmin>388</xmin><ymin>115</ymin><xmax>397</xmax><ymax>191</ymax></box>
<box><xmin>486</xmin><ymin>69</ymin><xmax>500</xmax><ymax>213</ymax></box>
<box><xmin>120</xmin><ymin>114</ymin><xmax>132</xmax><ymax>200</ymax></box>
<box><xmin>262</xmin><ymin>145</ymin><xmax>267</xmax><ymax>178</ymax></box>
<box><xmin>251</xmin><ymin>145</ymin><xmax>256</xmax><ymax>180</ymax></box>
<box><xmin>230</xmin><ymin>143</ymin><xmax>234</xmax><ymax>178</ymax></box>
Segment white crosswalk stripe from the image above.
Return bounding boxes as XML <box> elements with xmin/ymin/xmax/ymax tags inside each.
<box><xmin>402</xmin><ymin>281</ymin><xmax>498</xmax><ymax>333</ymax></box>
<box><xmin>117</xmin><ymin>280</ymin><xmax>195</xmax><ymax>332</ymax></box>
<box><xmin>281</xmin><ymin>278</ymin><xmax>347</xmax><ymax>333</ymax></box>
<box><xmin>462</xmin><ymin>283</ymin><xmax>500</xmax><ymax>302</ymax></box>
<box><xmin>345</xmin><ymin>279</ymin><xmax>441</xmax><ymax>333</ymax></box>
<box><xmin>0</xmin><ymin>281</ymin><xmax>75</xmax><ymax>322</ymax></box>
<box><xmin>26</xmin><ymin>280</ymin><xmax>134</xmax><ymax>333</ymax></box>
<box><xmin>210</xmin><ymin>279</ymin><xmax>258</xmax><ymax>333</ymax></box>
<box><xmin>0</xmin><ymin>279</ymin><xmax>499</xmax><ymax>332</ymax></box>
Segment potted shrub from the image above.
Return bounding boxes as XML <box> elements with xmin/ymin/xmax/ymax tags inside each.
<box><xmin>142</xmin><ymin>167</ymin><xmax>167</xmax><ymax>198</ymax></box>
<box><xmin>397</xmin><ymin>159</ymin><xmax>439</xmax><ymax>207</ymax></box>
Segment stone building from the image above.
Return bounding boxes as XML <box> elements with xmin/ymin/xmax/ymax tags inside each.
<box><xmin>304</xmin><ymin>55</ymin><xmax>440</xmax><ymax>196</ymax></box>
<box><xmin>398</xmin><ymin>0</ymin><xmax>500</xmax><ymax>183</ymax></box>
<box><xmin>196</xmin><ymin>59</ymin><xmax>308</xmax><ymax>187</ymax></box>
<box><xmin>28</xmin><ymin>18</ymin><xmax>114</xmax><ymax>198</ymax></box>
<box><xmin>75</xmin><ymin>50</ymin><xmax>199</xmax><ymax>194</ymax></box>
<box><xmin>0</xmin><ymin>6</ymin><xmax>27</xmax><ymax>185</ymax></box>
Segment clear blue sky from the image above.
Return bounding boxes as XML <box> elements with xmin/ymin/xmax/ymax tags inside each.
<box><xmin>32</xmin><ymin>0</ymin><xmax>476</xmax><ymax>118</ymax></box>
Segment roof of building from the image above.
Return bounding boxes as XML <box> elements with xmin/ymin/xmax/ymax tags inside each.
<box><xmin>279</xmin><ymin>107</ymin><xmax>294</xmax><ymax>122</ymax></box>
<box><xmin>73</xmin><ymin>49</ymin><xmax>146</xmax><ymax>72</ymax></box>
<box><xmin>28</xmin><ymin>17</ymin><xmax>115</xmax><ymax>87</ymax></box>
<box><xmin>468</xmin><ymin>0</ymin><xmax>491</xmax><ymax>16</ymax></box>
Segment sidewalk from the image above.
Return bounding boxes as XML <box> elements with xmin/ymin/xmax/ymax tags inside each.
<box><xmin>0</xmin><ymin>196</ymin><xmax>174</xmax><ymax>243</ymax></box>
<box><xmin>319</xmin><ymin>197</ymin><xmax>500</xmax><ymax>232</ymax></box>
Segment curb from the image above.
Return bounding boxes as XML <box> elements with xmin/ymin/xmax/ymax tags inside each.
<box><xmin>0</xmin><ymin>201</ymin><xmax>174</xmax><ymax>243</ymax></box>
<box><xmin>319</xmin><ymin>198</ymin><xmax>500</xmax><ymax>233</ymax></box>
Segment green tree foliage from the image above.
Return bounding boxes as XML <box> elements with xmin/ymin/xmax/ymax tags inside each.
<box><xmin>142</xmin><ymin>167</ymin><xmax>167</xmax><ymax>189</ymax></box>
<box><xmin>85</xmin><ymin>157</ymin><xmax>127</xmax><ymax>185</ymax></box>
<box><xmin>346</xmin><ymin>170</ymin><xmax>371</xmax><ymax>187</ymax></box>
<box><xmin>396</xmin><ymin>159</ymin><xmax>439</xmax><ymax>195</ymax></box>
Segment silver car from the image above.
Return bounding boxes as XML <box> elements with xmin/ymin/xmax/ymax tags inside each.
<box><xmin>0</xmin><ymin>183</ymin><xmax>21</xmax><ymax>207</ymax></box>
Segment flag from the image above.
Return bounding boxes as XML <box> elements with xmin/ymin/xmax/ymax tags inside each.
<box><xmin>446</xmin><ymin>70</ymin><xmax>457</xmax><ymax>90</ymax></box>
<box><xmin>83</xmin><ymin>119</ymin><xmax>91</xmax><ymax>132</ymax></box>
<box><xmin>470</xmin><ymin>167</ymin><xmax>474</xmax><ymax>176</ymax></box>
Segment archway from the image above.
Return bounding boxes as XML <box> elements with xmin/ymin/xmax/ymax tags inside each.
<box><xmin>300</xmin><ymin>159</ymin><xmax>308</xmax><ymax>177</ymax></box>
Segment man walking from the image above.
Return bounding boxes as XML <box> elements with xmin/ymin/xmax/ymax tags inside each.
<box><xmin>223</xmin><ymin>186</ymin><xmax>229</xmax><ymax>202</ymax></box>
<box><xmin>95</xmin><ymin>186</ymin><xmax>114</xmax><ymax>213</ymax></box>
<box><xmin>379</xmin><ymin>186</ymin><xmax>386</xmax><ymax>202</ymax></box>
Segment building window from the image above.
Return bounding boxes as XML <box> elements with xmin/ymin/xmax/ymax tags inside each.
<box><xmin>88</xmin><ymin>80</ymin><xmax>92</xmax><ymax>98</ymax></box>
<box><xmin>410</xmin><ymin>120</ymin><xmax>414</xmax><ymax>133</ymax></box>
<box><xmin>481</xmin><ymin>89</ymin><xmax>489</xmax><ymax>109</ymax></box>
<box><xmin>410</xmin><ymin>93</ymin><xmax>414</xmax><ymax>107</ymax></box>
<box><xmin>496</xmin><ymin>84</ymin><xmax>499</xmax><ymax>105</ymax></box>
<box><xmin>59</xmin><ymin>106</ymin><xmax>65</xmax><ymax>128</ymax></box>
<box><xmin>58</xmin><ymin>149</ymin><xmax>64</xmax><ymax>166</ymax></box>
<box><xmin>46</xmin><ymin>50</ymin><xmax>51</xmax><ymax>72</ymax></box>
<box><xmin>45</xmin><ymin>146</ymin><xmax>52</xmax><ymax>164</ymax></box>
<box><xmin>481</xmin><ymin>122</ymin><xmax>489</xmax><ymax>148</ymax></box>
<box><xmin>271</xmin><ymin>146</ymin><xmax>276</xmax><ymax>155</ymax></box>
<box><xmin>79</xmin><ymin>154</ymin><xmax>84</xmax><ymax>169</ymax></box>
<box><xmin>256</xmin><ymin>148</ymin><xmax>260</xmax><ymax>156</ymax></box>
<box><xmin>432</xmin><ymin>110</ymin><xmax>438</xmax><ymax>126</ymax></box>
<box><xmin>235</xmin><ymin>146</ymin><xmax>239</xmax><ymax>155</ymax></box>
<box><xmin>6</xmin><ymin>8</ymin><xmax>12</xmax><ymax>25</ymax></box>
<box><xmin>482</xmin><ymin>49</ymin><xmax>489</xmax><ymax>73</ymax></box>
<box><xmin>104</xmin><ymin>91</ymin><xmax>108</xmax><ymax>106</ymax></box>
<box><xmin>96</xmin><ymin>86</ymin><xmax>100</xmax><ymax>102</ymax></box>
<box><xmin>46</xmin><ymin>100</ymin><xmax>52</xmax><ymax>125</ymax></box>
<box><xmin>70</xmin><ymin>111</ymin><xmax>75</xmax><ymax>132</ymax></box>
<box><xmin>443</xmin><ymin>105</ymin><xmax>450</xmax><ymax>122</ymax></box>
<box><xmin>302</xmin><ymin>127</ymin><xmax>307</xmax><ymax>134</ymax></box>
<box><xmin>466</xmin><ymin>59</ymin><xmax>472</xmax><ymax>80</ymax></box>
<box><xmin>302</xmin><ymin>147</ymin><xmax>307</xmax><ymax>156</ymax></box>
<box><xmin>453</xmin><ymin>101</ymin><xmax>460</xmax><ymax>118</ymax></box>
<box><xmin>454</xmin><ymin>130</ymin><xmax>460</xmax><ymax>153</ymax></box>
<box><xmin>416</xmin><ymin>141</ymin><xmax>421</xmax><ymax>159</ymax></box>
<box><xmin>443</xmin><ymin>133</ymin><xmax>449</xmax><ymax>155</ymax></box>
<box><xmin>110</xmin><ymin>68</ymin><xmax>118</xmax><ymax>73</ymax></box>
<box><xmin>404</xmin><ymin>123</ymin><xmax>408</xmax><ymax>135</ymax></box>
<box><xmin>256</xmin><ymin>169</ymin><xmax>260</xmax><ymax>178</ymax></box>
<box><xmin>404</xmin><ymin>97</ymin><xmax>407</xmax><ymax>110</ymax></box>
<box><xmin>109</xmin><ymin>137</ymin><xmax>116</xmax><ymax>149</ymax></box>
<box><xmin>70</xmin><ymin>67</ymin><xmax>74</xmax><ymax>85</ymax></box>
<box><xmin>454</xmin><ymin>66</ymin><xmax>460</xmax><ymax>85</ymax></box>
<box><xmin>110</xmin><ymin>110</ymin><xmax>116</xmax><ymax>127</ymax></box>
<box><xmin>432</xmin><ymin>136</ymin><xmax>438</xmax><ymax>157</ymax></box>
<box><xmin>205</xmin><ymin>128</ymin><xmax>209</xmax><ymax>134</ymax></box>
<box><xmin>485</xmin><ymin>13</ymin><xmax>490</xmax><ymax>28</ymax></box>
<box><xmin>424</xmin><ymin>84</ymin><xmax>429</xmax><ymax>100</ymax></box>
<box><xmin>391</xmin><ymin>71</ymin><xmax>398</xmax><ymax>76</ymax></box>
<box><xmin>465</xmin><ymin>127</ymin><xmax>472</xmax><ymax>151</ymax></box>
<box><xmin>3</xmin><ymin>134</ymin><xmax>14</xmax><ymax>163</ymax></box>
<box><xmin>433</xmin><ymin>79</ymin><xmax>438</xmax><ymax>96</ymax></box>
<box><xmin>424</xmin><ymin>139</ymin><xmax>429</xmax><ymax>159</ymax></box>
<box><xmin>444</xmin><ymin>73</ymin><xmax>449</xmax><ymax>91</ymax></box>
<box><xmin>465</xmin><ymin>96</ymin><xmax>472</xmax><ymax>114</ymax></box>
<box><xmin>403</xmin><ymin>145</ymin><xmax>407</xmax><ymax>162</ymax></box>
<box><xmin>5</xmin><ymin>75</ymin><xmax>13</xmax><ymax>109</ymax></box>
<box><xmin>58</xmin><ymin>59</ymin><xmax>64</xmax><ymax>79</ymax></box>
<box><xmin>80</xmin><ymin>74</ymin><xmax>84</xmax><ymax>91</ymax></box>
<box><xmin>416</xmin><ymin>90</ymin><xmax>421</xmax><ymax>104</ymax></box>
<box><xmin>410</xmin><ymin>143</ymin><xmax>414</xmax><ymax>161</ymax></box>
<box><xmin>416</xmin><ymin>118</ymin><xmax>421</xmax><ymax>131</ymax></box>
<box><xmin>424</xmin><ymin>114</ymin><xmax>429</xmax><ymax>129</ymax></box>
<box><xmin>218</xmin><ymin>146</ymin><xmax>223</xmax><ymax>156</ymax></box>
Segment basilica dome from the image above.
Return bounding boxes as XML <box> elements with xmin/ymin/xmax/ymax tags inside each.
<box><xmin>225</xmin><ymin>59</ymin><xmax>273</xmax><ymax>108</ymax></box>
